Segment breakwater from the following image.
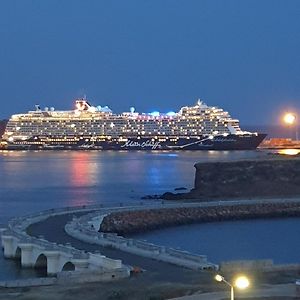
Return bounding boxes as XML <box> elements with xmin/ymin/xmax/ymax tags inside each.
<box><xmin>65</xmin><ymin>204</ymin><xmax>218</xmax><ymax>270</ymax></box>
<box><xmin>100</xmin><ymin>201</ymin><xmax>300</xmax><ymax>235</ymax></box>
<box><xmin>162</xmin><ymin>158</ymin><xmax>300</xmax><ymax>200</ymax></box>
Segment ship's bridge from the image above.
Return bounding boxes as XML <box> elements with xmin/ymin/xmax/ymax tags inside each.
<box><xmin>179</xmin><ymin>100</ymin><xmax>224</xmax><ymax>117</ymax></box>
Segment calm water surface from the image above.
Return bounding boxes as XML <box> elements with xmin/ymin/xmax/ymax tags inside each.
<box><xmin>131</xmin><ymin>218</ymin><xmax>300</xmax><ymax>264</ymax></box>
<box><xmin>0</xmin><ymin>150</ymin><xmax>266</xmax><ymax>223</ymax></box>
<box><xmin>0</xmin><ymin>149</ymin><xmax>297</xmax><ymax>279</ymax></box>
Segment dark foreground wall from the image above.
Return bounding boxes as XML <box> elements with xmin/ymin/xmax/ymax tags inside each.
<box><xmin>162</xmin><ymin>158</ymin><xmax>300</xmax><ymax>200</ymax></box>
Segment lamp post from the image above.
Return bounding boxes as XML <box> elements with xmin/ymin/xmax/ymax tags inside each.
<box><xmin>215</xmin><ymin>274</ymin><xmax>250</xmax><ymax>300</ymax></box>
<box><xmin>283</xmin><ymin>112</ymin><xmax>298</xmax><ymax>141</ymax></box>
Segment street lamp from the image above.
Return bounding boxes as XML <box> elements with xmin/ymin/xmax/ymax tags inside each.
<box><xmin>215</xmin><ymin>274</ymin><xmax>250</xmax><ymax>300</ymax></box>
<box><xmin>283</xmin><ymin>112</ymin><xmax>298</xmax><ymax>141</ymax></box>
<box><xmin>283</xmin><ymin>113</ymin><xmax>296</xmax><ymax>125</ymax></box>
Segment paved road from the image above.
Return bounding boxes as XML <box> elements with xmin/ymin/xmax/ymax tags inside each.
<box><xmin>27</xmin><ymin>212</ymin><xmax>213</xmax><ymax>284</ymax></box>
<box><xmin>24</xmin><ymin>199</ymin><xmax>300</xmax><ymax>298</ymax></box>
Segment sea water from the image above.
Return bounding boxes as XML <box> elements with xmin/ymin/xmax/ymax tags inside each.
<box><xmin>0</xmin><ymin>149</ymin><xmax>297</xmax><ymax>279</ymax></box>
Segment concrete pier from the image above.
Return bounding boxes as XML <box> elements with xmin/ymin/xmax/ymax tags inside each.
<box><xmin>65</xmin><ymin>208</ymin><xmax>218</xmax><ymax>270</ymax></box>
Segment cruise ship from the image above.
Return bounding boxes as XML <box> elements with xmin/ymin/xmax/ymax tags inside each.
<box><xmin>2</xmin><ymin>99</ymin><xmax>266</xmax><ymax>150</ymax></box>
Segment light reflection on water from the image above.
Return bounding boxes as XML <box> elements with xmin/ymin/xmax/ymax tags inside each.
<box><xmin>0</xmin><ymin>150</ymin><xmax>266</xmax><ymax>221</ymax></box>
<box><xmin>278</xmin><ymin>148</ymin><xmax>300</xmax><ymax>156</ymax></box>
<box><xmin>69</xmin><ymin>152</ymin><xmax>99</xmax><ymax>187</ymax></box>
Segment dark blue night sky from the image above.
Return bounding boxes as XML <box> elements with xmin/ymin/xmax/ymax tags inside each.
<box><xmin>1</xmin><ymin>0</ymin><xmax>300</xmax><ymax>125</ymax></box>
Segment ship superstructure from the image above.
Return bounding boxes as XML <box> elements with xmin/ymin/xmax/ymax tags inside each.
<box><xmin>3</xmin><ymin>99</ymin><xmax>266</xmax><ymax>150</ymax></box>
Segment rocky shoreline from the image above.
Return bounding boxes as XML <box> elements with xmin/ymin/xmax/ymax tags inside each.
<box><xmin>100</xmin><ymin>201</ymin><xmax>300</xmax><ymax>235</ymax></box>
<box><xmin>150</xmin><ymin>157</ymin><xmax>300</xmax><ymax>201</ymax></box>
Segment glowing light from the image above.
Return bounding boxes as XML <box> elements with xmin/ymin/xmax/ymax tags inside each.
<box><xmin>167</xmin><ymin>111</ymin><xmax>176</xmax><ymax>116</ymax></box>
<box><xmin>234</xmin><ymin>276</ymin><xmax>250</xmax><ymax>289</ymax></box>
<box><xmin>76</xmin><ymin>102</ymin><xmax>83</xmax><ymax>110</ymax></box>
<box><xmin>150</xmin><ymin>111</ymin><xmax>160</xmax><ymax>117</ymax></box>
<box><xmin>278</xmin><ymin>149</ymin><xmax>300</xmax><ymax>156</ymax></box>
<box><xmin>283</xmin><ymin>113</ymin><xmax>296</xmax><ymax>125</ymax></box>
<box><xmin>215</xmin><ymin>274</ymin><xmax>250</xmax><ymax>300</ymax></box>
<box><xmin>89</xmin><ymin>106</ymin><xmax>96</xmax><ymax>113</ymax></box>
<box><xmin>215</xmin><ymin>274</ymin><xmax>223</xmax><ymax>282</ymax></box>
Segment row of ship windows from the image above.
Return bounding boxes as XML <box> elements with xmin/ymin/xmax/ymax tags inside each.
<box><xmin>8</xmin><ymin>123</ymin><xmax>229</xmax><ymax>131</ymax></box>
<box><xmin>12</xmin><ymin>129</ymin><xmax>229</xmax><ymax>136</ymax></box>
<box><xmin>11</xmin><ymin>125</ymin><xmax>230</xmax><ymax>131</ymax></box>
<box><xmin>13</xmin><ymin>126</ymin><xmax>229</xmax><ymax>132</ymax></box>
<box><xmin>9</xmin><ymin>117</ymin><xmax>229</xmax><ymax>125</ymax></box>
<box><xmin>10</xmin><ymin>128</ymin><xmax>229</xmax><ymax>136</ymax></box>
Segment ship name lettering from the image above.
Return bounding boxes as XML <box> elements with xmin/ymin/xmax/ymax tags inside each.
<box><xmin>121</xmin><ymin>139</ymin><xmax>161</xmax><ymax>149</ymax></box>
<box><xmin>141</xmin><ymin>140</ymin><xmax>161</xmax><ymax>149</ymax></box>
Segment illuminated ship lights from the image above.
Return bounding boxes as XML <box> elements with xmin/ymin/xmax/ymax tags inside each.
<box><xmin>2</xmin><ymin>98</ymin><xmax>266</xmax><ymax>150</ymax></box>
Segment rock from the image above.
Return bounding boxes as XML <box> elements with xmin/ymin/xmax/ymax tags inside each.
<box><xmin>193</xmin><ymin>158</ymin><xmax>300</xmax><ymax>199</ymax></box>
<box><xmin>162</xmin><ymin>158</ymin><xmax>300</xmax><ymax>201</ymax></box>
<box><xmin>174</xmin><ymin>187</ymin><xmax>187</xmax><ymax>191</ymax></box>
<box><xmin>161</xmin><ymin>192</ymin><xmax>175</xmax><ymax>200</ymax></box>
<box><xmin>99</xmin><ymin>202</ymin><xmax>300</xmax><ymax>235</ymax></box>
<box><xmin>141</xmin><ymin>195</ymin><xmax>162</xmax><ymax>200</ymax></box>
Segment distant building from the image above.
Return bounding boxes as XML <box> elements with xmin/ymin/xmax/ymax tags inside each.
<box><xmin>260</xmin><ymin>138</ymin><xmax>300</xmax><ymax>148</ymax></box>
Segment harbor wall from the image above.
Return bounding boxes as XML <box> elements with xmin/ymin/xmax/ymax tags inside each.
<box><xmin>193</xmin><ymin>159</ymin><xmax>300</xmax><ymax>199</ymax></box>
<box><xmin>219</xmin><ymin>259</ymin><xmax>300</xmax><ymax>273</ymax></box>
<box><xmin>162</xmin><ymin>158</ymin><xmax>300</xmax><ymax>200</ymax></box>
<box><xmin>66</xmin><ymin>212</ymin><xmax>216</xmax><ymax>270</ymax></box>
<box><xmin>100</xmin><ymin>201</ymin><xmax>300</xmax><ymax>235</ymax></box>
<box><xmin>0</xmin><ymin>278</ymin><xmax>57</xmax><ymax>288</ymax></box>
<box><xmin>0</xmin><ymin>269</ymin><xmax>129</xmax><ymax>288</ymax></box>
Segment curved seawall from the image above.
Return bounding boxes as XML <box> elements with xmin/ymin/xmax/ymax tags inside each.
<box><xmin>100</xmin><ymin>201</ymin><xmax>300</xmax><ymax>235</ymax></box>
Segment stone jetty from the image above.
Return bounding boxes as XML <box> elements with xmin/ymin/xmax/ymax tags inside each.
<box><xmin>100</xmin><ymin>201</ymin><xmax>300</xmax><ymax>235</ymax></box>
<box><xmin>66</xmin><ymin>205</ymin><xmax>217</xmax><ymax>270</ymax></box>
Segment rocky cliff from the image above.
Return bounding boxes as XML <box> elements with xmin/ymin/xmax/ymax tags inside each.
<box><xmin>162</xmin><ymin>158</ymin><xmax>300</xmax><ymax>200</ymax></box>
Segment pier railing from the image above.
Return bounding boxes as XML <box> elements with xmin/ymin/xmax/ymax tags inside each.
<box><xmin>65</xmin><ymin>208</ymin><xmax>218</xmax><ymax>270</ymax></box>
<box><xmin>3</xmin><ymin>198</ymin><xmax>300</xmax><ymax>273</ymax></box>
